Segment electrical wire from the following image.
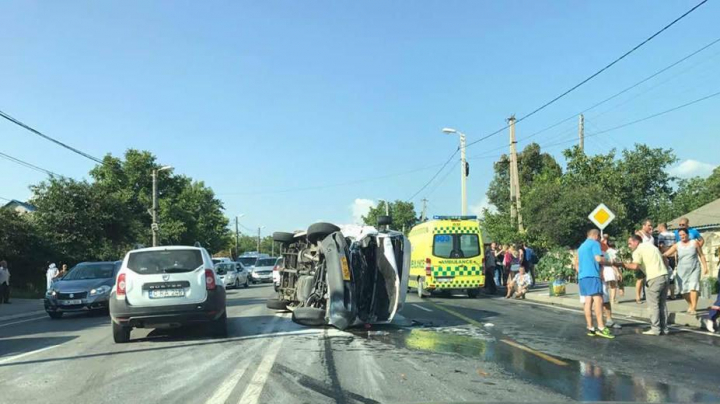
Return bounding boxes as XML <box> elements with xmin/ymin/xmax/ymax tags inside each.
<box><xmin>0</xmin><ymin>151</ymin><xmax>61</xmax><ymax>177</ymax></box>
<box><xmin>406</xmin><ymin>148</ymin><xmax>459</xmax><ymax>201</ymax></box>
<box><xmin>462</xmin><ymin>0</ymin><xmax>709</xmax><ymax>150</ymax></box>
<box><xmin>0</xmin><ymin>109</ymin><xmax>103</xmax><ymax>164</ymax></box>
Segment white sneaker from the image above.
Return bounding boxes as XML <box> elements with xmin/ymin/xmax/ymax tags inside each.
<box><xmin>703</xmin><ymin>318</ymin><xmax>716</xmax><ymax>333</ymax></box>
<box><xmin>642</xmin><ymin>329</ymin><xmax>661</xmax><ymax>336</ymax></box>
<box><xmin>662</xmin><ymin>328</ymin><xmax>670</xmax><ymax>335</ymax></box>
<box><xmin>612</xmin><ymin>323</ymin><xmax>623</xmax><ymax>329</ymax></box>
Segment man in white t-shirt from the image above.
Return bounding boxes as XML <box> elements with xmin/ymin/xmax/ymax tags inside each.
<box><xmin>633</xmin><ymin>219</ymin><xmax>654</xmax><ymax>304</ymax></box>
<box><xmin>46</xmin><ymin>263</ymin><xmax>58</xmax><ymax>290</ymax></box>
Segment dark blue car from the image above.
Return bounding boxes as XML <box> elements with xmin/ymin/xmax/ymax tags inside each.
<box><xmin>44</xmin><ymin>261</ymin><xmax>121</xmax><ymax>319</ymax></box>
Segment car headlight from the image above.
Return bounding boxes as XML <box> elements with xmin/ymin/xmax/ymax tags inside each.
<box><xmin>90</xmin><ymin>285</ymin><xmax>111</xmax><ymax>296</ymax></box>
<box><xmin>46</xmin><ymin>290</ymin><xmax>57</xmax><ymax>297</ymax></box>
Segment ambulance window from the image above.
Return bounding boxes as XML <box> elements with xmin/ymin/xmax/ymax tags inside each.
<box><xmin>433</xmin><ymin>235</ymin><xmax>453</xmax><ymax>258</ymax></box>
<box><xmin>460</xmin><ymin>234</ymin><xmax>480</xmax><ymax>258</ymax></box>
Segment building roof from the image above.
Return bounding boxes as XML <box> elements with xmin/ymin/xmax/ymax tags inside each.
<box><xmin>668</xmin><ymin>197</ymin><xmax>720</xmax><ymax>230</ymax></box>
<box><xmin>2</xmin><ymin>199</ymin><xmax>37</xmax><ymax>213</ymax></box>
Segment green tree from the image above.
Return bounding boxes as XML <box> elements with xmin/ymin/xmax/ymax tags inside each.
<box><xmin>0</xmin><ymin>210</ymin><xmax>50</xmax><ymax>292</ymax></box>
<box><xmin>362</xmin><ymin>200</ymin><xmax>417</xmax><ymax>233</ymax></box>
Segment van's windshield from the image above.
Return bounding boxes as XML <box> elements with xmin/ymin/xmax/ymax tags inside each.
<box><xmin>433</xmin><ymin>234</ymin><xmax>480</xmax><ymax>259</ymax></box>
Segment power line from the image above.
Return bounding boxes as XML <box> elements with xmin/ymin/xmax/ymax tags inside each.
<box><xmin>0</xmin><ymin>151</ymin><xmax>61</xmax><ymax>177</ymax></box>
<box><xmin>0</xmin><ymin>109</ymin><xmax>103</xmax><ymax>164</ymax></box>
<box><xmin>406</xmin><ymin>148</ymin><xmax>458</xmax><ymax>201</ymax></box>
<box><xmin>426</xmin><ymin>160</ymin><xmax>460</xmax><ymax>198</ymax></box>
<box><xmin>462</xmin><ymin>0</ymin><xmax>709</xmax><ymax>150</ymax></box>
<box><xmin>0</xmin><ymin>196</ymin><xmax>10</xmax><ymax>202</ymax></box>
<box><xmin>520</xmin><ymin>35</ymin><xmax>720</xmax><ymax>143</ymax></box>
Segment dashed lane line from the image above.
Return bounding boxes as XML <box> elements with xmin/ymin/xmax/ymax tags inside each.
<box><xmin>236</xmin><ymin>336</ymin><xmax>283</xmax><ymax>404</ymax></box>
<box><xmin>411</xmin><ymin>304</ymin><xmax>433</xmax><ymax>312</ymax></box>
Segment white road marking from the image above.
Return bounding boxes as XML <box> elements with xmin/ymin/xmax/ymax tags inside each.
<box><xmin>204</xmin><ymin>359</ymin><xmax>251</xmax><ymax>404</ymax></box>
<box><xmin>0</xmin><ymin>315</ymin><xmax>47</xmax><ymax>328</ymax></box>
<box><xmin>0</xmin><ymin>310</ymin><xmax>47</xmax><ymax>322</ymax></box>
<box><xmin>411</xmin><ymin>304</ymin><xmax>433</xmax><ymax>312</ymax></box>
<box><xmin>0</xmin><ymin>344</ymin><xmax>61</xmax><ymax>365</ymax></box>
<box><xmin>236</xmin><ymin>337</ymin><xmax>283</xmax><ymax>404</ymax></box>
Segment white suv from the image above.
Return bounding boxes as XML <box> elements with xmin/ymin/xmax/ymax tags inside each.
<box><xmin>109</xmin><ymin>246</ymin><xmax>227</xmax><ymax>343</ymax></box>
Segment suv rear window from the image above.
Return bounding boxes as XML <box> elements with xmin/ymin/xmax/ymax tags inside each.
<box><xmin>238</xmin><ymin>257</ymin><xmax>257</xmax><ymax>267</ymax></box>
<box><xmin>256</xmin><ymin>258</ymin><xmax>276</xmax><ymax>267</ymax></box>
<box><xmin>127</xmin><ymin>249</ymin><xmax>204</xmax><ymax>274</ymax></box>
<box><xmin>433</xmin><ymin>234</ymin><xmax>480</xmax><ymax>259</ymax></box>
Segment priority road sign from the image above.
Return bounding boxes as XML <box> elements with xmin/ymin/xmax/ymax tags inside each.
<box><xmin>588</xmin><ymin>203</ymin><xmax>615</xmax><ymax>230</ymax></box>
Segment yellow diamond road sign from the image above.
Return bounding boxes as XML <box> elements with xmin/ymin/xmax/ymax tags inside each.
<box><xmin>589</xmin><ymin>203</ymin><xmax>615</xmax><ymax>230</ymax></box>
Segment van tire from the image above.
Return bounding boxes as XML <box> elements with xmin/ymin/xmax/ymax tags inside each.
<box><xmin>417</xmin><ymin>279</ymin><xmax>426</xmax><ymax>299</ymax></box>
<box><xmin>266</xmin><ymin>298</ymin><xmax>288</xmax><ymax>310</ymax></box>
<box><xmin>467</xmin><ymin>288</ymin><xmax>480</xmax><ymax>298</ymax></box>
<box><xmin>112</xmin><ymin>322</ymin><xmax>131</xmax><ymax>343</ymax></box>
<box><xmin>273</xmin><ymin>232</ymin><xmax>295</xmax><ymax>243</ymax></box>
<box><xmin>292</xmin><ymin>307</ymin><xmax>327</xmax><ymax>326</ymax></box>
<box><xmin>307</xmin><ymin>222</ymin><xmax>340</xmax><ymax>244</ymax></box>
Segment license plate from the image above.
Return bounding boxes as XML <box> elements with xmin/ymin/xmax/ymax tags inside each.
<box><xmin>149</xmin><ymin>289</ymin><xmax>185</xmax><ymax>299</ymax></box>
<box><xmin>436</xmin><ymin>277</ymin><xmax>454</xmax><ymax>283</ymax></box>
<box><xmin>60</xmin><ymin>299</ymin><xmax>82</xmax><ymax>305</ymax></box>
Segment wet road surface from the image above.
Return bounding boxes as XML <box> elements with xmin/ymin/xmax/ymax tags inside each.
<box><xmin>1</xmin><ymin>285</ymin><xmax>719</xmax><ymax>403</ymax></box>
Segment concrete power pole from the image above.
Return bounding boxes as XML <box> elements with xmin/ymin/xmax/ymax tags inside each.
<box><xmin>257</xmin><ymin>227</ymin><xmax>261</xmax><ymax>253</ymax></box>
<box><xmin>235</xmin><ymin>217</ymin><xmax>239</xmax><ymax>259</ymax></box>
<box><xmin>152</xmin><ymin>170</ymin><xmax>158</xmax><ymax>247</ymax></box>
<box><xmin>459</xmin><ymin>132</ymin><xmax>467</xmax><ymax>216</ymax></box>
<box><xmin>508</xmin><ymin>116</ymin><xmax>524</xmax><ymax>232</ymax></box>
<box><xmin>420</xmin><ymin>198</ymin><xmax>428</xmax><ymax>221</ymax></box>
<box><xmin>578</xmin><ymin>114</ymin><xmax>585</xmax><ymax>152</ymax></box>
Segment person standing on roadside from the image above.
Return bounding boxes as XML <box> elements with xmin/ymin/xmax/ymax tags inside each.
<box><xmin>483</xmin><ymin>244</ymin><xmax>497</xmax><ymax>294</ymax></box>
<box><xmin>603</xmin><ymin>240</ymin><xmax>622</xmax><ymax>314</ymax></box>
<box><xmin>662</xmin><ymin>228</ymin><xmax>708</xmax><ymax>315</ymax></box>
<box><xmin>523</xmin><ymin>242</ymin><xmax>537</xmax><ymax>287</ymax></box>
<box><xmin>503</xmin><ymin>245</ymin><xmax>513</xmax><ymax>286</ymax></box>
<box><xmin>0</xmin><ymin>260</ymin><xmax>10</xmax><ymax>304</ymax></box>
<box><xmin>46</xmin><ymin>263</ymin><xmax>59</xmax><ymax>290</ymax></box>
<box><xmin>57</xmin><ymin>264</ymin><xmax>69</xmax><ymax>278</ymax></box>
<box><xmin>634</xmin><ymin>219</ymin><xmax>654</xmax><ymax>304</ymax></box>
<box><xmin>495</xmin><ymin>244</ymin><xmax>506</xmax><ymax>286</ymax></box>
<box><xmin>618</xmin><ymin>235</ymin><xmax>670</xmax><ymax>335</ymax></box>
<box><xmin>674</xmin><ymin>217</ymin><xmax>704</xmax><ymax>248</ymax></box>
<box><xmin>575</xmin><ymin>229</ymin><xmax>614</xmax><ymax>339</ymax></box>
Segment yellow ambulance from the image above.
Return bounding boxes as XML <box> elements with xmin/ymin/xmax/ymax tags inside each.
<box><xmin>408</xmin><ymin>216</ymin><xmax>485</xmax><ymax>298</ymax></box>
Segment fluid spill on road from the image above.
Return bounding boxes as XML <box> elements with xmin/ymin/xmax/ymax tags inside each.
<box><xmin>351</xmin><ymin>325</ymin><xmax>720</xmax><ymax>402</ymax></box>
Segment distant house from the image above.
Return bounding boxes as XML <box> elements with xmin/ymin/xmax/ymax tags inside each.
<box><xmin>668</xmin><ymin>197</ymin><xmax>720</xmax><ymax>275</ymax></box>
<box><xmin>2</xmin><ymin>199</ymin><xmax>37</xmax><ymax>215</ymax></box>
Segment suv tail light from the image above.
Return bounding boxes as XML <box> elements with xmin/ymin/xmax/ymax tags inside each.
<box><xmin>205</xmin><ymin>269</ymin><xmax>216</xmax><ymax>290</ymax></box>
<box><xmin>273</xmin><ymin>265</ymin><xmax>279</xmax><ymax>272</ymax></box>
<box><xmin>425</xmin><ymin>258</ymin><xmax>432</xmax><ymax>277</ymax></box>
<box><xmin>117</xmin><ymin>273</ymin><xmax>126</xmax><ymax>296</ymax></box>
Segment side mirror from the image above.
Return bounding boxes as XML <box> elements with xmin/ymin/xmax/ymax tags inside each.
<box><xmin>378</xmin><ymin>215</ymin><xmax>392</xmax><ymax>226</ymax></box>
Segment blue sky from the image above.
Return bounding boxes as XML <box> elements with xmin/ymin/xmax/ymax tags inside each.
<box><xmin>2</xmin><ymin>1</ymin><xmax>719</xmax><ymax>235</ymax></box>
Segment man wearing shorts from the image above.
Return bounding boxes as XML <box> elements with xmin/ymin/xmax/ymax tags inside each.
<box><xmin>576</xmin><ymin>229</ymin><xmax>615</xmax><ymax>338</ymax></box>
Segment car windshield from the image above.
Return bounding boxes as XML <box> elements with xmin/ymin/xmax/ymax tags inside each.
<box><xmin>62</xmin><ymin>263</ymin><xmax>115</xmax><ymax>280</ymax></box>
<box><xmin>256</xmin><ymin>258</ymin><xmax>276</xmax><ymax>267</ymax></box>
<box><xmin>238</xmin><ymin>257</ymin><xmax>257</xmax><ymax>267</ymax></box>
<box><xmin>127</xmin><ymin>249</ymin><xmax>203</xmax><ymax>274</ymax></box>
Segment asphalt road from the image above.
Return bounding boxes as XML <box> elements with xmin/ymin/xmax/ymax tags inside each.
<box><xmin>1</xmin><ymin>284</ymin><xmax>720</xmax><ymax>404</ymax></box>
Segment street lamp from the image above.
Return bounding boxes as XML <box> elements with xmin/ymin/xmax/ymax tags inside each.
<box><xmin>442</xmin><ymin>128</ymin><xmax>468</xmax><ymax>215</ymax></box>
<box><xmin>257</xmin><ymin>226</ymin><xmax>265</xmax><ymax>253</ymax></box>
<box><xmin>151</xmin><ymin>165</ymin><xmax>173</xmax><ymax>247</ymax></box>
<box><xmin>234</xmin><ymin>214</ymin><xmax>245</xmax><ymax>258</ymax></box>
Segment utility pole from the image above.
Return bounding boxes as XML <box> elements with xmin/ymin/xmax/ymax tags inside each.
<box><xmin>235</xmin><ymin>217</ymin><xmax>239</xmax><ymax>259</ymax></box>
<box><xmin>420</xmin><ymin>198</ymin><xmax>428</xmax><ymax>221</ymax></box>
<box><xmin>508</xmin><ymin>116</ymin><xmax>524</xmax><ymax>232</ymax></box>
<box><xmin>152</xmin><ymin>169</ymin><xmax>158</xmax><ymax>247</ymax></box>
<box><xmin>257</xmin><ymin>227</ymin><xmax>261</xmax><ymax>253</ymax></box>
<box><xmin>508</xmin><ymin>116</ymin><xmax>517</xmax><ymax>227</ymax></box>
<box><xmin>578</xmin><ymin>114</ymin><xmax>585</xmax><ymax>152</ymax></box>
<box><xmin>459</xmin><ymin>132</ymin><xmax>467</xmax><ymax>216</ymax></box>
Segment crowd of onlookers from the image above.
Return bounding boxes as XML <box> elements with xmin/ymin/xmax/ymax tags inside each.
<box><xmin>482</xmin><ymin>242</ymin><xmax>537</xmax><ymax>299</ymax></box>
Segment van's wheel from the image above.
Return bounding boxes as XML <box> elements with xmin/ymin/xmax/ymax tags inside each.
<box><xmin>292</xmin><ymin>307</ymin><xmax>327</xmax><ymax>326</ymax></box>
<box><xmin>417</xmin><ymin>279</ymin><xmax>426</xmax><ymax>299</ymax></box>
<box><xmin>209</xmin><ymin>311</ymin><xmax>228</xmax><ymax>338</ymax></box>
<box><xmin>48</xmin><ymin>311</ymin><xmax>63</xmax><ymax>319</ymax></box>
<box><xmin>112</xmin><ymin>322</ymin><xmax>131</xmax><ymax>343</ymax></box>
<box><xmin>307</xmin><ymin>222</ymin><xmax>341</xmax><ymax>244</ymax></box>
<box><xmin>273</xmin><ymin>232</ymin><xmax>295</xmax><ymax>243</ymax></box>
<box><xmin>467</xmin><ymin>288</ymin><xmax>480</xmax><ymax>298</ymax></box>
<box><xmin>266</xmin><ymin>299</ymin><xmax>288</xmax><ymax>310</ymax></box>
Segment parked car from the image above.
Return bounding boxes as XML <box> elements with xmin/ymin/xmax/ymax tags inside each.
<box><xmin>45</xmin><ymin>261</ymin><xmax>121</xmax><ymax>319</ymax></box>
<box><xmin>250</xmin><ymin>257</ymin><xmax>277</xmax><ymax>284</ymax></box>
<box><xmin>216</xmin><ymin>261</ymin><xmax>249</xmax><ymax>289</ymax></box>
<box><xmin>109</xmin><ymin>245</ymin><xmax>227</xmax><ymax>343</ymax></box>
<box><xmin>268</xmin><ymin>219</ymin><xmax>410</xmax><ymax>330</ymax></box>
<box><xmin>236</xmin><ymin>252</ymin><xmax>269</xmax><ymax>269</ymax></box>
<box><xmin>212</xmin><ymin>257</ymin><xmax>232</xmax><ymax>266</ymax></box>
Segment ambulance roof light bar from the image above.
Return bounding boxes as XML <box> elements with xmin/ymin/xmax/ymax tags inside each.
<box><xmin>433</xmin><ymin>215</ymin><xmax>477</xmax><ymax>220</ymax></box>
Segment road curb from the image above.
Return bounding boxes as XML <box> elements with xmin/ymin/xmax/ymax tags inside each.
<box><xmin>522</xmin><ymin>291</ymin><xmax>703</xmax><ymax>328</ymax></box>
<box><xmin>0</xmin><ymin>310</ymin><xmax>46</xmax><ymax>322</ymax></box>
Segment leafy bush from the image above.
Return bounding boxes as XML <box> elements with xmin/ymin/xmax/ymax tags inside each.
<box><xmin>535</xmin><ymin>248</ymin><xmax>575</xmax><ymax>281</ymax></box>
